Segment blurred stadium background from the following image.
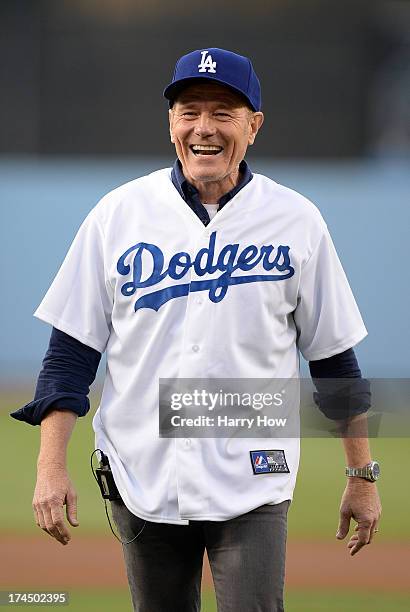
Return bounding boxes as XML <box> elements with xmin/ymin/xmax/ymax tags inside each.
<box><xmin>1</xmin><ymin>1</ymin><xmax>409</xmax><ymax>610</ymax></box>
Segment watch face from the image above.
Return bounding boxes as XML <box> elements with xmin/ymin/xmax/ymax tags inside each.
<box><xmin>371</xmin><ymin>462</ymin><xmax>380</xmax><ymax>479</ymax></box>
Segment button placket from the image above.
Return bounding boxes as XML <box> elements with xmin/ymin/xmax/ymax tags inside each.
<box><xmin>178</xmin><ymin>232</ymin><xmax>214</xmax><ymax>377</ymax></box>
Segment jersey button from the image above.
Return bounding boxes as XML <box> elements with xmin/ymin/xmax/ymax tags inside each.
<box><xmin>196</xmin><ymin>298</ymin><xmax>203</xmax><ymax>305</ymax></box>
<box><xmin>192</xmin><ymin>344</ymin><xmax>200</xmax><ymax>352</ymax></box>
<box><xmin>184</xmin><ymin>439</ymin><xmax>191</xmax><ymax>448</ymax></box>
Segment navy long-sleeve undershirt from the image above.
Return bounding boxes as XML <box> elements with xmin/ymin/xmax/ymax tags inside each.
<box><xmin>11</xmin><ymin>327</ymin><xmax>102</xmax><ymax>425</ymax></box>
<box><xmin>11</xmin><ymin>327</ymin><xmax>370</xmax><ymax>425</ymax></box>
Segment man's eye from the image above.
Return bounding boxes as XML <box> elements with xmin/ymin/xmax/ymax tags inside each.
<box><xmin>215</xmin><ymin>112</ymin><xmax>230</xmax><ymax>118</ymax></box>
<box><xmin>181</xmin><ymin>111</ymin><xmax>196</xmax><ymax>117</ymax></box>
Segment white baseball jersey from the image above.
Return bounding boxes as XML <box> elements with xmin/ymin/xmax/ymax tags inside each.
<box><xmin>34</xmin><ymin>168</ymin><xmax>367</xmax><ymax>524</ymax></box>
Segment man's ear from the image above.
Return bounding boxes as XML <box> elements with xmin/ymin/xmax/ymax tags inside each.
<box><xmin>169</xmin><ymin>109</ymin><xmax>175</xmax><ymax>144</ymax></box>
<box><xmin>248</xmin><ymin>112</ymin><xmax>264</xmax><ymax>145</ymax></box>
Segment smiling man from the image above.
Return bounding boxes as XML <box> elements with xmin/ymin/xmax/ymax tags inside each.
<box><xmin>168</xmin><ymin>80</ymin><xmax>264</xmax><ymax>204</ymax></box>
<box><xmin>13</xmin><ymin>48</ymin><xmax>381</xmax><ymax>612</ymax></box>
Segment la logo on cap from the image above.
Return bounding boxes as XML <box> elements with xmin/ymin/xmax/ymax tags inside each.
<box><xmin>198</xmin><ymin>50</ymin><xmax>217</xmax><ymax>74</ymax></box>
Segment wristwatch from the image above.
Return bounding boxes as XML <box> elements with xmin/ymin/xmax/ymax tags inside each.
<box><xmin>345</xmin><ymin>460</ymin><xmax>380</xmax><ymax>482</ymax></box>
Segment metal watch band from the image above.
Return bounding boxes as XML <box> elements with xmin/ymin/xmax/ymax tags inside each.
<box><xmin>345</xmin><ymin>460</ymin><xmax>380</xmax><ymax>482</ymax></box>
<box><xmin>345</xmin><ymin>466</ymin><xmax>370</xmax><ymax>478</ymax></box>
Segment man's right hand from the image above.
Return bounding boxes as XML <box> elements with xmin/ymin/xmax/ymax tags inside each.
<box><xmin>33</xmin><ymin>464</ymin><xmax>79</xmax><ymax>545</ymax></box>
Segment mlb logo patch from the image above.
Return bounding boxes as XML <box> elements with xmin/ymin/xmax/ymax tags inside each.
<box><xmin>250</xmin><ymin>450</ymin><xmax>290</xmax><ymax>475</ymax></box>
<box><xmin>250</xmin><ymin>451</ymin><xmax>270</xmax><ymax>473</ymax></box>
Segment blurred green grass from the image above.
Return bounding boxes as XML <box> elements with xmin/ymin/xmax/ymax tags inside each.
<box><xmin>1</xmin><ymin>391</ymin><xmax>409</xmax><ymax>540</ymax></box>
<box><xmin>2</xmin><ymin>589</ymin><xmax>410</xmax><ymax>611</ymax></box>
<box><xmin>284</xmin><ymin>590</ymin><xmax>410</xmax><ymax>611</ymax></box>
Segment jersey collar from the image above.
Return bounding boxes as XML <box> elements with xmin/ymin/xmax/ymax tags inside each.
<box><xmin>171</xmin><ymin>159</ymin><xmax>253</xmax><ymax>225</ymax></box>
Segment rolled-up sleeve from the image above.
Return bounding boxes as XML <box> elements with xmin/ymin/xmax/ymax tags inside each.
<box><xmin>10</xmin><ymin>327</ymin><xmax>102</xmax><ymax>426</ymax></box>
<box><xmin>309</xmin><ymin>348</ymin><xmax>371</xmax><ymax>420</ymax></box>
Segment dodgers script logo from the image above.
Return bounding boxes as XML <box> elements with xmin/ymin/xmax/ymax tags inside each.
<box><xmin>198</xmin><ymin>50</ymin><xmax>217</xmax><ymax>73</ymax></box>
<box><xmin>117</xmin><ymin>231</ymin><xmax>294</xmax><ymax>312</ymax></box>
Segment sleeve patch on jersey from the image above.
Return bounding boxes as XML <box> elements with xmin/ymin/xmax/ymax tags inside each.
<box><xmin>250</xmin><ymin>450</ymin><xmax>290</xmax><ymax>475</ymax></box>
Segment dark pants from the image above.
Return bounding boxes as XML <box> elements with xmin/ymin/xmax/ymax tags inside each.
<box><xmin>111</xmin><ymin>499</ymin><xmax>290</xmax><ymax>612</ymax></box>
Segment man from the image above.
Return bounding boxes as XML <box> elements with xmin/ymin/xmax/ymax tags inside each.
<box><xmin>12</xmin><ymin>48</ymin><xmax>381</xmax><ymax>612</ymax></box>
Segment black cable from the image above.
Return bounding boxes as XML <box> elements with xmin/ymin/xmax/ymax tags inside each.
<box><xmin>90</xmin><ymin>449</ymin><xmax>100</xmax><ymax>483</ymax></box>
<box><xmin>90</xmin><ymin>449</ymin><xmax>146</xmax><ymax>545</ymax></box>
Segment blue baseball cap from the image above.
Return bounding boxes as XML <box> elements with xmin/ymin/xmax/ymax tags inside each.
<box><xmin>163</xmin><ymin>48</ymin><xmax>261</xmax><ymax>111</ymax></box>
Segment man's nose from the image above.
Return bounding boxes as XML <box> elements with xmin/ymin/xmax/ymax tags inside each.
<box><xmin>194</xmin><ymin>113</ymin><xmax>217</xmax><ymax>137</ymax></box>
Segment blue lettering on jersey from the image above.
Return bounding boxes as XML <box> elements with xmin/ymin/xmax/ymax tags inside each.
<box><xmin>117</xmin><ymin>231</ymin><xmax>294</xmax><ymax>312</ymax></box>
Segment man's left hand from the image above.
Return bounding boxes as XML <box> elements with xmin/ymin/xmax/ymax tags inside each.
<box><xmin>336</xmin><ymin>479</ymin><xmax>382</xmax><ymax>556</ymax></box>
